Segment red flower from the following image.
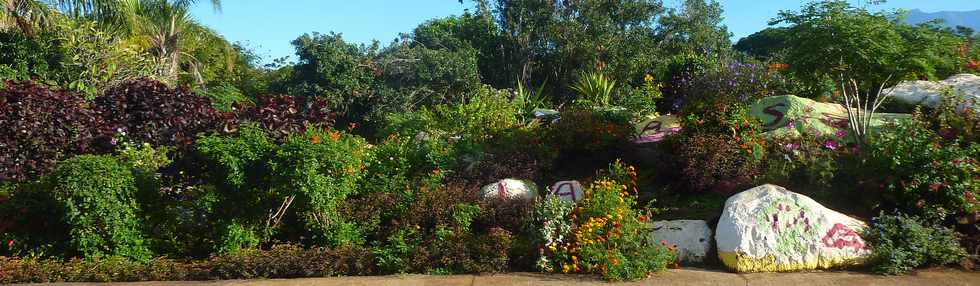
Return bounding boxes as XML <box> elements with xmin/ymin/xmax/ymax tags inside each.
<box><xmin>7</xmin><ymin>239</ymin><xmax>13</xmax><ymax>249</ymax></box>
<box><xmin>968</xmin><ymin>59</ymin><xmax>980</xmax><ymax>71</ymax></box>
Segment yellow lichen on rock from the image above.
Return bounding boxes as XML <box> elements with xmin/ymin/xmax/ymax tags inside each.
<box><xmin>719</xmin><ymin>251</ymin><xmax>867</xmax><ymax>273</ymax></box>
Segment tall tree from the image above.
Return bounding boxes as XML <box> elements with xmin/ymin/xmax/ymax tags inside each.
<box><xmin>466</xmin><ymin>0</ymin><xmax>665</xmax><ymax>100</ymax></box>
<box><xmin>0</xmin><ymin>0</ymin><xmax>56</xmax><ymax>35</ymax></box>
<box><xmin>655</xmin><ymin>0</ymin><xmax>732</xmax><ymax>56</ymax></box>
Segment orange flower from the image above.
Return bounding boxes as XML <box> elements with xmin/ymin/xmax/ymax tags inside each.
<box><xmin>768</xmin><ymin>63</ymin><xmax>789</xmax><ymax>71</ymax></box>
<box><xmin>329</xmin><ymin>131</ymin><xmax>341</xmax><ymax>141</ymax></box>
<box><xmin>310</xmin><ymin>135</ymin><xmax>321</xmax><ymax>145</ymax></box>
<box><xmin>347</xmin><ymin>122</ymin><xmax>357</xmax><ymax>132</ymax></box>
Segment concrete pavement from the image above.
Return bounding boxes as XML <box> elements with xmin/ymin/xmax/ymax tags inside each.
<box><xmin>35</xmin><ymin>268</ymin><xmax>980</xmax><ymax>286</ymax></box>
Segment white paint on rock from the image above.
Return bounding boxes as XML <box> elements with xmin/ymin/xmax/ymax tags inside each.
<box><xmin>650</xmin><ymin>220</ymin><xmax>713</xmax><ymax>263</ymax></box>
<box><xmin>716</xmin><ymin>184</ymin><xmax>871</xmax><ymax>272</ymax></box>
<box><xmin>885</xmin><ymin>73</ymin><xmax>980</xmax><ymax>111</ymax></box>
<box><xmin>548</xmin><ymin>181</ymin><xmax>584</xmax><ymax>203</ymax></box>
<box><xmin>481</xmin><ymin>179</ymin><xmax>538</xmax><ymax>200</ymax></box>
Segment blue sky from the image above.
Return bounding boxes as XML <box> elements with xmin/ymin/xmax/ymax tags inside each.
<box><xmin>191</xmin><ymin>0</ymin><xmax>980</xmax><ymax>64</ymax></box>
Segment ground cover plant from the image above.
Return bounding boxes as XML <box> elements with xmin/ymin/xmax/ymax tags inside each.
<box><xmin>2</xmin><ymin>0</ymin><xmax>980</xmax><ymax>283</ymax></box>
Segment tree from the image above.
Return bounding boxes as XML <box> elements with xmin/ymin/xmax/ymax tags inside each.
<box><xmin>466</xmin><ymin>0</ymin><xmax>665</xmax><ymax>100</ymax></box>
<box><xmin>773</xmin><ymin>1</ymin><xmax>967</xmax><ymax>97</ymax></box>
<box><xmin>0</xmin><ymin>0</ymin><xmax>56</xmax><ymax>36</ymax></box>
<box><xmin>286</xmin><ymin>32</ymin><xmax>380</xmax><ymax>119</ymax></box>
<box><xmin>734</xmin><ymin>27</ymin><xmax>790</xmax><ymax>60</ymax></box>
<box><xmin>655</xmin><ymin>0</ymin><xmax>732</xmax><ymax>57</ymax></box>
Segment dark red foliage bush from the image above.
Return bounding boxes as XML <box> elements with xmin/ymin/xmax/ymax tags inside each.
<box><xmin>233</xmin><ymin>95</ymin><xmax>335</xmax><ymax>142</ymax></box>
<box><xmin>673</xmin><ymin>133</ymin><xmax>760</xmax><ymax>194</ymax></box>
<box><xmin>96</xmin><ymin>79</ymin><xmax>232</xmax><ymax>147</ymax></box>
<box><xmin>0</xmin><ymin>81</ymin><xmax>109</xmax><ymax>181</ymax></box>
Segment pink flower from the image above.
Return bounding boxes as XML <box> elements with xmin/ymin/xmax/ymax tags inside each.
<box><xmin>823</xmin><ymin>140</ymin><xmax>839</xmax><ymax>150</ymax></box>
<box><xmin>782</xmin><ymin>142</ymin><xmax>800</xmax><ymax>152</ymax></box>
<box><xmin>835</xmin><ymin>130</ymin><xmax>846</xmax><ymax>139</ymax></box>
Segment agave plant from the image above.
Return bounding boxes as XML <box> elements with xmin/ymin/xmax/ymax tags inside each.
<box><xmin>514</xmin><ymin>79</ymin><xmax>549</xmax><ymax>121</ymax></box>
<box><xmin>570</xmin><ymin>71</ymin><xmax>616</xmax><ymax>107</ymax></box>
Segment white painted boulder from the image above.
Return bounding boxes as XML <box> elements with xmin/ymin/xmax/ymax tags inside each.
<box><xmin>650</xmin><ymin>220</ymin><xmax>713</xmax><ymax>263</ymax></box>
<box><xmin>716</xmin><ymin>184</ymin><xmax>870</xmax><ymax>272</ymax></box>
<box><xmin>885</xmin><ymin>73</ymin><xmax>980</xmax><ymax>111</ymax></box>
<box><xmin>548</xmin><ymin>181</ymin><xmax>584</xmax><ymax>203</ymax></box>
<box><xmin>481</xmin><ymin>179</ymin><xmax>538</xmax><ymax>200</ymax></box>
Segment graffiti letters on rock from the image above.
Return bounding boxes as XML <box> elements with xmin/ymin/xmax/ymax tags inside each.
<box><xmin>715</xmin><ymin>184</ymin><xmax>871</xmax><ymax>272</ymax></box>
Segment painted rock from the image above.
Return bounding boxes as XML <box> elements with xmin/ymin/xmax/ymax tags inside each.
<box><xmin>634</xmin><ymin>114</ymin><xmax>681</xmax><ymax>144</ymax></box>
<box><xmin>481</xmin><ymin>179</ymin><xmax>538</xmax><ymax>200</ymax></box>
<box><xmin>716</xmin><ymin>184</ymin><xmax>870</xmax><ymax>272</ymax></box>
<box><xmin>548</xmin><ymin>181</ymin><xmax>584</xmax><ymax>203</ymax></box>
<box><xmin>885</xmin><ymin>73</ymin><xmax>980</xmax><ymax>112</ymax></box>
<box><xmin>749</xmin><ymin>95</ymin><xmax>909</xmax><ymax>140</ymax></box>
<box><xmin>650</xmin><ymin>220</ymin><xmax>713</xmax><ymax>263</ymax></box>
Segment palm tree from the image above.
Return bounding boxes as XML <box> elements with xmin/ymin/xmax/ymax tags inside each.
<box><xmin>0</xmin><ymin>0</ymin><xmax>56</xmax><ymax>35</ymax></box>
<box><xmin>123</xmin><ymin>0</ymin><xmax>220</xmax><ymax>84</ymax></box>
<box><xmin>54</xmin><ymin>0</ymin><xmax>224</xmax><ymax>85</ymax></box>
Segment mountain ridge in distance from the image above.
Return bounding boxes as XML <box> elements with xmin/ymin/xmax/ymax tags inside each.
<box><xmin>906</xmin><ymin>9</ymin><xmax>980</xmax><ymax>31</ymax></box>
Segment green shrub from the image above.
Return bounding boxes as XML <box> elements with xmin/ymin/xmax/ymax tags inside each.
<box><xmin>47</xmin><ymin>155</ymin><xmax>151</xmax><ymax>261</ymax></box>
<box><xmin>270</xmin><ymin>128</ymin><xmax>371</xmax><ymax>246</ymax></box>
<box><xmin>546</xmin><ymin>108</ymin><xmax>633</xmax><ymax>154</ymax></box>
<box><xmin>537</xmin><ymin>162</ymin><xmax>674</xmax><ymax>281</ymax></box>
<box><xmin>863</xmin><ymin>212</ymin><xmax>966</xmax><ymax>275</ymax></box>
<box><xmin>858</xmin><ymin>119</ymin><xmax>980</xmax><ymax>222</ymax></box>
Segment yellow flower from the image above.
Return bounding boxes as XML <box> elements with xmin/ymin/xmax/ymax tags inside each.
<box><xmin>562</xmin><ymin>264</ymin><xmax>570</xmax><ymax>273</ymax></box>
<box><xmin>644</xmin><ymin>74</ymin><xmax>654</xmax><ymax>83</ymax></box>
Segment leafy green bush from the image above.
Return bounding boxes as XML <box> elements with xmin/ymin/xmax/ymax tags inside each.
<box><xmin>545</xmin><ymin>108</ymin><xmax>633</xmax><ymax>154</ymax></box>
<box><xmin>537</xmin><ymin>162</ymin><xmax>674</xmax><ymax>281</ymax></box>
<box><xmin>270</xmin><ymin>128</ymin><xmax>371</xmax><ymax>246</ymax></box>
<box><xmin>863</xmin><ymin>212</ymin><xmax>966</xmax><ymax>275</ymax></box>
<box><xmin>47</xmin><ymin>155</ymin><xmax>151</xmax><ymax>261</ymax></box>
<box><xmin>858</xmin><ymin>119</ymin><xmax>980</xmax><ymax>222</ymax></box>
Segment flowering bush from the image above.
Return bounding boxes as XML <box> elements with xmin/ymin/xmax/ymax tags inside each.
<box><xmin>761</xmin><ymin>118</ymin><xmax>853</xmax><ymax>189</ymax></box>
<box><xmin>537</xmin><ymin>162</ymin><xmax>674</xmax><ymax>281</ymax></box>
<box><xmin>863</xmin><ymin>211</ymin><xmax>965</xmax><ymax>275</ymax></box>
<box><xmin>674</xmin><ymin>132</ymin><xmax>763</xmax><ymax>194</ymax></box>
<box><xmin>664</xmin><ymin>56</ymin><xmax>786</xmax><ymax>114</ymax></box>
<box><xmin>545</xmin><ymin>108</ymin><xmax>633</xmax><ymax>154</ymax></box>
<box><xmin>858</xmin><ymin>118</ymin><xmax>980</xmax><ymax>223</ymax></box>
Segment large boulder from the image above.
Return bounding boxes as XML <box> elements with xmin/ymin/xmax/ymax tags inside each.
<box><xmin>749</xmin><ymin>95</ymin><xmax>910</xmax><ymax>139</ymax></box>
<box><xmin>884</xmin><ymin>73</ymin><xmax>980</xmax><ymax>111</ymax></box>
<box><xmin>481</xmin><ymin>179</ymin><xmax>538</xmax><ymax>200</ymax></box>
<box><xmin>650</xmin><ymin>220</ymin><xmax>713</xmax><ymax>264</ymax></box>
<box><xmin>634</xmin><ymin>114</ymin><xmax>681</xmax><ymax>143</ymax></box>
<box><xmin>716</xmin><ymin>184</ymin><xmax>870</xmax><ymax>272</ymax></box>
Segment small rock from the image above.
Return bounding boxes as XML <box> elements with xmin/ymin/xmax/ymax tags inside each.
<box><xmin>481</xmin><ymin>179</ymin><xmax>538</xmax><ymax>200</ymax></box>
<box><xmin>548</xmin><ymin>181</ymin><xmax>584</xmax><ymax>203</ymax></box>
<box><xmin>650</xmin><ymin>220</ymin><xmax>713</xmax><ymax>264</ymax></box>
<box><xmin>716</xmin><ymin>184</ymin><xmax>871</xmax><ymax>272</ymax></box>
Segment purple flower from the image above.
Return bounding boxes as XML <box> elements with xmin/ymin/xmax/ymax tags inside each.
<box><xmin>835</xmin><ymin>129</ymin><xmax>847</xmax><ymax>139</ymax></box>
<box><xmin>782</xmin><ymin>142</ymin><xmax>800</xmax><ymax>152</ymax></box>
<box><xmin>824</xmin><ymin>140</ymin><xmax>839</xmax><ymax>150</ymax></box>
